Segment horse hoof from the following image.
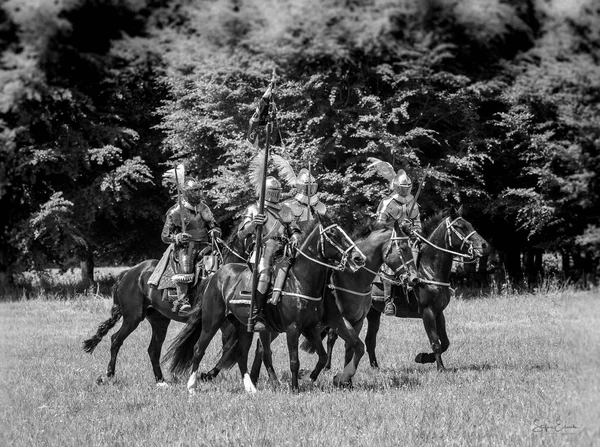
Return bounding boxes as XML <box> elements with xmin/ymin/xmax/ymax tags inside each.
<box><xmin>333</xmin><ymin>374</ymin><xmax>353</xmax><ymax>389</ymax></box>
<box><xmin>156</xmin><ymin>381</ymin><xmax>169</xmax><ymax>388</ymax></box>
<box><xmin>415</xmin><ymin>353</ymin><xmax>435</xmax><ymax>364</ymax></box>
<box><xmin>370</xmin><ymin>362</ymin><xmax>379</xmax><ymax>369</ymax></box>
<box><xmin>243</xmin><ymin>373</ymin><xmax>257</xmax><ymax>393</ymax></box>
<box><xmin>200</xmin><ymin>372</ymin><xmax>213</xmax><ymax>382</ymax></box>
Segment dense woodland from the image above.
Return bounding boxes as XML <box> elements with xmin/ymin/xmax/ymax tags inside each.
<box><xmin>1</xmin><ymin>0</ymin><xmax>599</xmax><ymax>293</ymax></box>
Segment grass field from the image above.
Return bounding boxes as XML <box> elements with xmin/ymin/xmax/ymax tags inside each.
<box><xmin>1</xmin><ymin>289</ymin><xmax>599</xmax><ymax>446</ymax></box>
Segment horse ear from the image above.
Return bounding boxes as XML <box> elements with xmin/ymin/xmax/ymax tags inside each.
<box><xmin>457</xmin><ymin>204</ymin><xmax>464</xmax><ymax>216</ymax></box>
<box><xmin>442</xmin><ymin>207</ymin><xmax>451</xmax><ymax>218</ymax></box>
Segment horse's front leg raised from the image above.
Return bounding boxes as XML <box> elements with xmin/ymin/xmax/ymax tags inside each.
<box><xmin>415</xmin><ymin>307</ymin><xmax>445</xmax><ymax>371</ymax></box>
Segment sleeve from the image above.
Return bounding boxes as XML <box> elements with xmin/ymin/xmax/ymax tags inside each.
<box><xmin>161</xmin><ymin>209</ymin><xmax>178</xmax><ymax>244</ymax></box>
<box><xmin>200</xmin><ymin>203</ymin><xmax>219</xmax><ymax>231</ymax></box>
<box><xmin>286</xmin><ymin>218</ymin><xmax>302</xmax><ymax>237</ymax></box>
<box><xmin>237</xmin><ymin>205</ymin><xmax>256</xmax><ymax>239</ymax></box>
<box><xmin>409</xmin><ymin>202</ymin><xmax>422</xmax><ymax>232</ymax></box>
<box><xmin>375</xmin><ymin>198</ymin><xmax>392</xmax><ymax>227</ymax></box>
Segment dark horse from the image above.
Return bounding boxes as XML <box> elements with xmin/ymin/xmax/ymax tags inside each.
<box><xmin>81</xmin><ymin>230</ymin><xmax>247</xmax><ymax>385</ymax></box>
<box><xmin>245</xmin><ymin>219</ymin><xmax>418</xmax><ymax>388</ymax></box>
<box><xmin>165</xmin><ymin>214</ymin><xmax>367</xmax><ymax>393</ymax></box>
<box><xmin>328</xmin><ymin>207</ymin><xmax>489</xmax><ymax>371</ymax></box>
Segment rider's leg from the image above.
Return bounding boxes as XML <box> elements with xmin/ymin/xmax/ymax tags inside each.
<box><xmin>383</xmin><ymin>280</ymin><xmax>396</xmax><ymax>316</ymax></box>
<box><xmin>172</xmin><ymin>243</ymin><xmax>196</xmax><ymax>312</ymax></box>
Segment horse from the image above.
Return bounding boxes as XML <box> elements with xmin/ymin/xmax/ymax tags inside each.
<box><xmin>81</xmin><ymin>229</ymin><xmax>247</xmax><ymax>385</ymax></box>
<box><xmin>165</xmin><ymin>213</ymin><xmax>367</xmax><ymax>393</ymax></box>
<box><xmin>327</xmin><ymin>207</ymin><xmax>489</xmax><ymax>371</ymax></box>
<box><xmin>243</xmin><ymin>219</ymin><xmax>418</xmax><ymax>388</ymax></box>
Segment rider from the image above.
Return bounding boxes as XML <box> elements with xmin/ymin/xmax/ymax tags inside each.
<box><xmin>375</xmin><ymin>169</ymin><xmax>421</xmax><ymax>316</ymax></box>
<box><xmin>238</xmin><ymin>176</ymin><xmax>301</xmax><ymax>331</ymax></box>
<box><xmin>161</xmin><ymin>178</ymin><xmax>221</xmax><ymax>313</ymax></box>
<box><xmin>283</xmin><ymin>168</ymin><xmax>327</xmax><ymax>228</ymax></box>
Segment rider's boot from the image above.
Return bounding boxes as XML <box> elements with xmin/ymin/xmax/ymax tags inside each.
<box><xmin>251</xmin><ymin>291</ymin><xmax>267</xmax><ymax>332</ymax></box>
<box><xmin>383</xmin><ymin>281</ymin><xmax>396</xmax><ymax>316</ymax></box>
<box><xmin>173</xmin><ymin>283</ymin><xmax>192</xmax><ymax>313</ymax></box>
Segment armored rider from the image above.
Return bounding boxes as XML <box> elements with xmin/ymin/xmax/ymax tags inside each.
<box><xmin>283</xmin><ymin>168</ymin><xmax>327</xmax><ymax>228</ymax></box>
<box><xmin>375</xmin><ymin>169</ymin><xmax>421</xmax><ymax>316</ymax></box>
<box><xmin>238</xmin><ymin>176</ymin><xmax>301</xmax><ymax>331</ymax></box>
<box><xmin>161</xmin><ymin>178</ymin><xmax>221</xmax><ymax>313</ymax></box>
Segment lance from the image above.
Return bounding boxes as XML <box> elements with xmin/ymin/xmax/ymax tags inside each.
<box><xmin>173</xmin><ymin>163</ymin><xmax>187</xmax><ymax>234</ymax></box>
<box><xmin>407</xmin><ymin>163</ymin><xmax>430</xmax><ymax>221</ymax></box>
<box><xmin>248</xmin><ymin>71</ymin><xmax>276</xmax><ymax>332</ymax></box>
<box><xmin>307</xmin><ymin>160</ymin><xmax>313</xmax><ymax>220</ymax></box>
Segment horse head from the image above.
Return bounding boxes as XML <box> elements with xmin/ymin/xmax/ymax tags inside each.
<box><xmin>311</xmin><ymin>213</ymin><xmax>367</xmax><ymax>273</ymax></box>
<box><xmin>444</xmin><ymin>206</ymin><xmax>489</xmax><ymax>260</ymax></box>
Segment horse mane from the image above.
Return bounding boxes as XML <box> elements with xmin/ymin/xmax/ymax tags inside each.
<box><xmin>421</xmin><ymin>211</ymin><xmax>445</xmax><ymax>238</ymax></box>
<box><xmin>297</xmin><ymin>214</ymin><xmax>324</xmax><ymax>246</ymax></box>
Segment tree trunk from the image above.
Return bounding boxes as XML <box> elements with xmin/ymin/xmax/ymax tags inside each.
<box><xmin>504</xmin><ymin>247</ymin><xmax>523</xmax><ymax>286</ymax></box>
<box><xmin>80</xmin><ymin>249</ymin><xmax>95</xmax><ymax>290</ymax></box>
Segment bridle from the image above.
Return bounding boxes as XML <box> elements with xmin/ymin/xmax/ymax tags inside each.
<box><xmin>296</xmin><ymin>223</ymin><xmax>365</xmax><ymax>271</ymax></box>
<box><xmin>413</xmin><ymin>217</ymin><xmax>479</xmax><ymax>261</ymax></box>
<box><xmin>361</xmin><ymin>230</ymin><xmax>415</xmax><ymax>285</ymax></box>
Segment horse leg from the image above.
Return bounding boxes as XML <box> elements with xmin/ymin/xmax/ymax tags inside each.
<box><xmin>146</xmin><ymin>309</ymin><xmax>171</xmax><ymax>385</ymax></box>
<box><xmin>201</xmin><ymin>319</ymin><xmax>237</xmax><ymax>382</ymax></box>
<box><xmin>285</xmin><ymin>324</ymin><xmax>301</xmax><ymax>391</ymax></box>
<box><xmin>187</xmin><ymin>315</ymin><xmax>225</xmax><ymax>394</ymax></box>
<box><xmin>437</xmin><ymin>311</ymin><xmax>450</xmax><ymax>355</ymax></box>
<box><xmin>333</xmin><ymin>319</ymin><xmax>364</xmax><ymax>388</ymax></box>
<box><xmin>102</xmin><ymin>314</ymin><xmax>143</xmax><ymax>383</ymax></box>
<box><xmin>234</xmin><ymin>327</ymin><xmax>256</xmax><ymax>393</ymax></box>
<box><xmin>302</xmin><ymin>325</ymin><xmax>328</xmax><ymax>382</ymax></box>
<box><xmin>415</xmin><ymin>307</ymin><xmax>445</xmax><ymax>371</ymax></box>
<box><xmin>259</xmin><ymin>332</ymin><xmax>280</xmax><ymax>386</ymax></box>
<box><xmin>250</xmin><ymin>332</ymin><xmax>280</xmax><ymax>385</ymax></box>
<box><xmin>325</xmin><ymin>328</ymin><xmax>338</xmax><ymax>370</ymax></box>
<box><xmin>365</xmin><ymin>306</ymin><xmax>381</xmax><ymax>368</ymax></box>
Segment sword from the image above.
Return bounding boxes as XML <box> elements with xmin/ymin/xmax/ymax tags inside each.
<box><xmin>407</xmin><ymin>163</ymin><xmax>430</xmax><ymax>221</ymax></box>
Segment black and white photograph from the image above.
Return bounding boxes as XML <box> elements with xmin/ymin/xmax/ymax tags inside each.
<box><xmin>1</xmin><ymin>0</ymin><xmax>598</xmax><ymax>445</ymax></box>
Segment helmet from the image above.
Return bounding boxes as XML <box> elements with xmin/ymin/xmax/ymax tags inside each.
<box><xmin>391</xmin><ymin>170</ymin><xmax>412</xmax><ymax>196</ymax></box>
<box><xmin>295</xmin><ymin>168</ymin><xmax>318</xmax><ymax>196</ymax></box>
<box><xmin>264</xmin><ymin>176</ymin><xmax>281</xmax><ymax>203</ymax></box>
<box><xmin>183</xmin><ymin>178</ymin><xmax>203</xmax><ymax>205</ymax></box>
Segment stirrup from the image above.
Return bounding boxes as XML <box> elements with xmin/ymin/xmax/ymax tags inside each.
<box><xmin>384</xmin><ymin>301</ymin><xmax>396</xmax><ymax>316</ymax></box>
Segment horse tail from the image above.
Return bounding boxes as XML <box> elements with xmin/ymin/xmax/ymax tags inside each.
<box><xmin>299</xmin><ymin>326</ymin><xmax>329</xmax><ymax>354</ymax></box>
<box><xmin>165</xmin><ymin>305</ymin><xmax>204</xmax><ymax>377</ymax></box>
<box><xmin>82</xmin><ymin>270</ymin><xmax>127</xmax><ymax>354</ymax></box>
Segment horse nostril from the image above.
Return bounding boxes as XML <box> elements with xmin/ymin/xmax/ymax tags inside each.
<box><xmin>482</xmin><ymin>242</ymin><xmax>488</xmax><ymax>251</ymax></box>
<box><xmin>353</xmin><ymin>256</ymin><xmax>365</xmax><ymax>265</ymax></box>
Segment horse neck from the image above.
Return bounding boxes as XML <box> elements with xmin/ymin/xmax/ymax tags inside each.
<box><xmin>419</xmin><ymin>223</ymin><xmax>454</xmax><ymax>282</ymax></box>
<box><xmin>334</xmin><ymin>229</ymin><xmax>389</xmax><ymax>285</ymax></box>
<box><xmin>291</xmin><ymin>225</ymin><xmax>331</xmax><ymax>293</ymax></box>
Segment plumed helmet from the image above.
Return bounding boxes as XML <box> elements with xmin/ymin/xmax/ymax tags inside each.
<box><xmin>295</xmin><ymin>168</ymin><xmax>318</xmax><ymax>196</ymax></box>
<box><xmin>391</xmin><ymin>170</ymin><xmax>412</xmax><ymax>196</ymax></box>
<box><xmin>264</xmin><ymin>176</ymin><xmax>281</xmax><ymax>203</ymax></box>
<box><xmin>183</xmin><ymin>178</ymin><xmax>203</xmax><ymax>205</ymax></box>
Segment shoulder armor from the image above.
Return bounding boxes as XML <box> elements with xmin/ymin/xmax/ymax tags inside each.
<box><xmin>284</xmin><ymin>199</ymin><xmax>305</xmax><ymax>218</ymax></box>
<box><xmin>198</xmin><ymin>202</ymin><xmax>215</xmax><ymax>222</ymax></box>
<box><xmin>278</xmin><ymin>204</ymin><xmax>295</xmax><ymax>223</ymax></box>
<box><xmin>314</xmin><ymin>201</ymin><xmax>327</xmax><ymax>215</ymax></box>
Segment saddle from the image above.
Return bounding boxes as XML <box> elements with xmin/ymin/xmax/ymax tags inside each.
<box><xmin>147</xmin><ymin>244</ymin><xmax>221</xmax><ymax>302</ymax></box>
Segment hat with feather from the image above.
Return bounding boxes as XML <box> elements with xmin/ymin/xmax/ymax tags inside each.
<box><xmin>368</xmin><ymin>157</ymin><xmax>413</xmax><ymax>197</ymax></box>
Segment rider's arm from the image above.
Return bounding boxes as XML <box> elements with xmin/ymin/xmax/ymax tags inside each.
<box><xmin>408</xmin><ymin>202</ymin><xmax>422</xmax><ymax>233</ymax></box>
<box><xmin>237</xmin><ymin>205</ymin><xmax>258</xmax><ymax>239</ymax></box>
<box><xmin>374</xmin><ymin>198</ymin><xmax>393</xmax><ymax>229</ymax></box>
<box><xmin>200</xmin><ymin>203</ymin><xmax>221</xmax><ymax>237</ymax></box>
<box><xmin>161</xmin><ymin>207</ymin><xmax>180</xmax><ymax>244</ymax></box>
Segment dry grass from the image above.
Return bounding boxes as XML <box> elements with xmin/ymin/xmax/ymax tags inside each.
<box><xmin>0</xmin><ymin>289</ymin><xmax>598</xmax><ymax>446</ymax></box>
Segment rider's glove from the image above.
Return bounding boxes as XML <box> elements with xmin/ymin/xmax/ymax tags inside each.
<box><xmin>208</xmin><ymin>227</ymin><xmax>221</xmax><ymax>238</ymax></box>
<box><xmin>289</xmin><ymin>233</ymin><xmax>301</xmax><ymax>250</ymax></box>
<box><xmin>175</xmin><ymin>232</ymin><xmax>191</xmax><ymax>244</ymax></box>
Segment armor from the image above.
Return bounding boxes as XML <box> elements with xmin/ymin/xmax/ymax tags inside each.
<box><xmin>161</xmin><ymin>200</ymin><xmax>220</xmax><ymax>313</ymax></box>
<box><xmin>238</xmin><ymin>190</ymin><xmax>301</xmax><ymax>331</ymax></box>
<box><xmin>390</xmin><ymin>170</ymin><xmax>412</xmax><ymax>197</ymax></box>
<box><xmin>376</xmin><ymin>184</ymin><xmax>421</xmax><ymax>317</ymax></box>
<box><xmin>265</xmin><ymin>176</ymin><xmax>282</xmax><ymax>204</ymax></box>
<box><xmin>295</xmin><ymin>168</ymin><xmax>318</xmax><ymax>197</ymax></box>
<box><xmin>182</xmin><ymin>178</ymin><xmax>204</xmax><ymax>206</ymax></box>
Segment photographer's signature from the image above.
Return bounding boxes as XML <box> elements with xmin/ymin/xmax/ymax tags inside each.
<box><xmin>532</xmin><ymin>418</ymin><xmax>578</xmax><ymax>434</ymax></box>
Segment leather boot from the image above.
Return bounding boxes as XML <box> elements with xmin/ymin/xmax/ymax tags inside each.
<box><xmin>383</xmin><ymin>281</ymin><xmax>396</xmax><ymax>316</ymax></box>
<box><xmin>251</xmin><ymin>292</ymin><xmax>267</xmax><ymax>332</ymax></box>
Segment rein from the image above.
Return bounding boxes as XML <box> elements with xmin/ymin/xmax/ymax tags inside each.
<box><xmin>215</xmin><ymin>237</ymin><xmax>247</xmax><ymax>262</ymax></box>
